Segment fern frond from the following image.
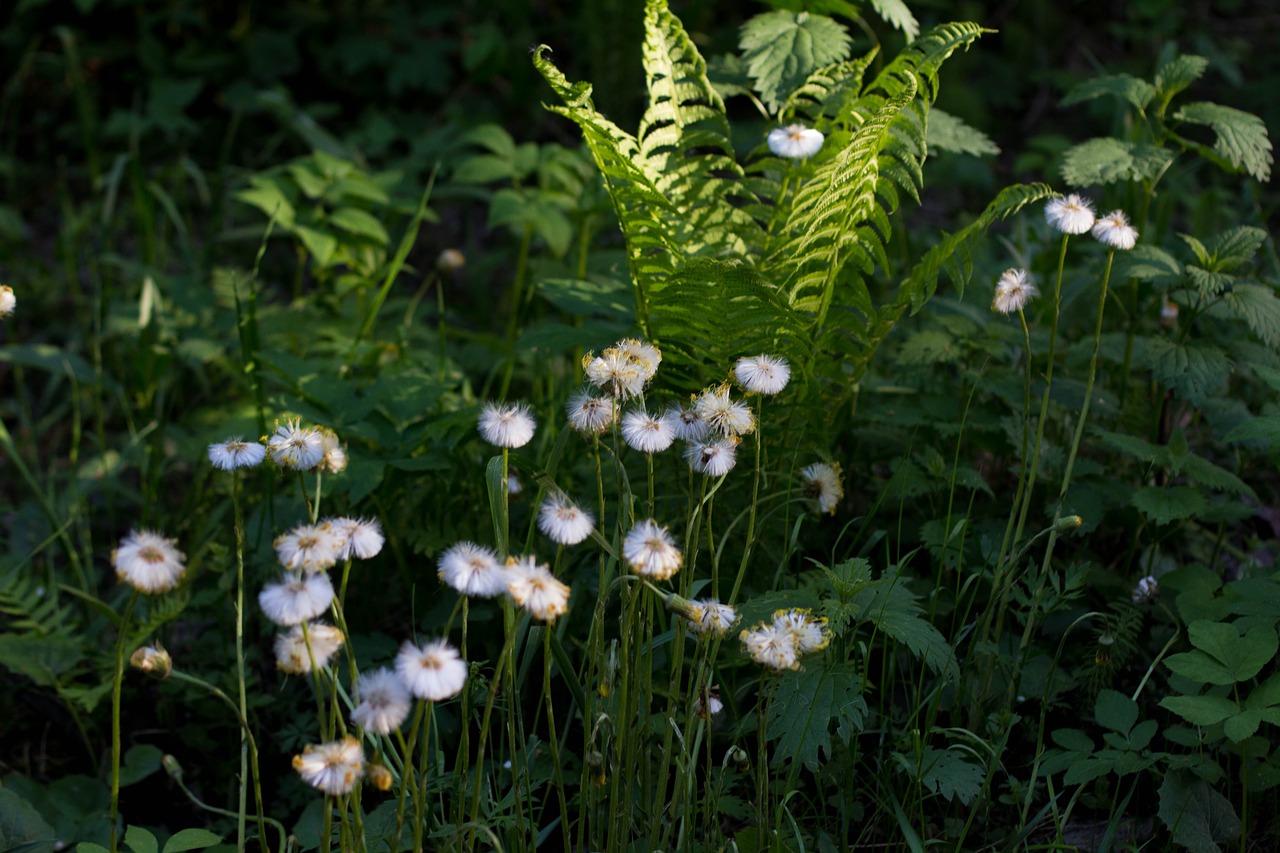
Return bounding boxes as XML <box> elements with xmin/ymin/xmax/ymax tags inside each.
<box><xmin>781</xmin><ymin>50</ymin><xmax>879</xmax><ymax>124</ymax></box>
<box><xmin>639</xmin><ymin>0</ymin><xmax>764</xmax><ymax>255</ymax></box>
<box><xmin>864</xmin><ymin>21</ymin><xmax>990</xmax><ymax>103</ymax></box>
<box><xmin>0</xmin><ymin>568</ymin><xmax>78</xmax><ymax>637</ymax></box>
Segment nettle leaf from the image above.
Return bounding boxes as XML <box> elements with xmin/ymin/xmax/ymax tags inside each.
<box><xmin>850</xmin><ymin>572</ymin><xmax>960</xmax><ymax>681</ymax></box>
<box><xmin>1186</xmin><ymin>264</ymin><xmax>1235</xmax><ymax>296</ymax></box>
<box><xmin>1133</xmin><ymin>337</ymin><xmax>1230</xmax><ymax>405</ymax></box>
<box><xmin>1131</xmin><ymin>485</ymin><xmax>1206</xmax><ymax>526</ymax></box>
<box><xmin>1174</xmin><ymin>101</ymin><xmax>1273</xmax><ymax>182</ymax></box>
<box><xmin>926</xmin><ymin>108</ymin><xmax>999</xmax><ymax>156</ymax></box>
<box><xmin>740</xmin><ymin>10</ymin><xmax>852</xmax><ymax>113</ymax></box>
<box><xmin>1061</xmin><ymin>73</ymin><xmax>1156</xmax><ymax>111</ymax></box>
<box><xmin>1220</xmin><ymin>284</ymin><xmax>1280</xmax><ymax>348</ymax></box>
<box><xmin>1113</xmin><ymin>245</ymin><xmax>1183</xmax><ymax>282</ymax></box>
<box><xmin>913</xmin><ymin>748</ymin><xmax>985</xmax><ymax>805</ymax></box>
<box><xmin>1158</xmin><ymin>771</ymin><xmax>1241</xmax><ymax>853</ymax></box>
<box><xmin>1155</xmin><ymin>54</ymin><xmax>1209</xmax><ymax>101</ymax></box>
<box><xmin>1224</xmin><ymin>415</ymin><xmax>1280</xmax><ymax>448</ymax></box>
<box><xmin>1061</xmin><ymin>138</ymin><xmax>1175</xmax><ymax>186</ymax></box>
<box><xmin>1206</xmin><ymin>226</ymin><xmax>1269</xmax><ymax>270</ymax></box>
<box><xmin>766</xmin><ymin>663</ymin><xmax>867</xmax><ymax>772</ymax></box>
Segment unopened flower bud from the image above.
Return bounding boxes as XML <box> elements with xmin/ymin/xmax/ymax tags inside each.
<box><xmin>162</xmin><ymin>754</ymin><xmax>184</xmax><ymax>782</ymax></box>
<box><xmin>1055</xmin><ymin>515</ymin><xmax>1083</xmax><ymax>532</ymax></box>
<box><xmin>728</xmin><ymin>745</ymin><xmax>749</xmax><ymax>767</ymax></box>
<box><xmin>662</xmin><ymin>592</ymin><xmax>700</xmax><ymax>621</ymax></box>
<box><xmin>437</xmin><ymin>248</ymin><xmax>466</xmax><ymax>273</ymax></box>
<box><xmin>130</xmin><ymin>644</ymin><xmax>172</xmax><ymax>679</ymax></box>
<box><xmin>367</xmin><ymin>763</ymin><xmax>393</xmax><ymax>791</ymax></box>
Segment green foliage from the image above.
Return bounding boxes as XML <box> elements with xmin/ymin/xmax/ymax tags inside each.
<box><xmin>765</xmin><ymin>663</ymin><xmax>867</xmax><ymax>772</ymax></box>
<box><xmin>739</xmin><ymin>10</ymin><xmax>853</xmax><ymax>114</ymax></box>
<box><xmin>1173</xmin><ymin>102</ymin><xmax>1273</xmax><ymax>182</ymax></box>
<box><xmin>1158</xmin><ymin>771</ymin><xmax>1241</xmax><ymax>853</ymax></box>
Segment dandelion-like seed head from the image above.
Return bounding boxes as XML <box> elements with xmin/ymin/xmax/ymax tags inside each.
<box><xmin>1092</xmin><ymin>210</ymin><xmax>1139</xmax><ymax>250</ymax></box>
<box><xmin>437</xmin><ymin>248</ymin><xmax>466</xmax><ymax>273</ymax></box>
<box><xmin>1132</xmin><ymin>575</ymin><xmax>1159</xmax><ymax>603</ymax></box>
<box><xmin>293</xmin><ymin>736</ymin><xmax>364</xmax><ymax>796</ymax></box>
<box><xmin>684</xmin><ymin>436</ymin><xmax>739</xmax><ymax>478</ymax></box>
<box><xmin>582</xmin><ymin>348</ymin><xmax>646</xmax><ymax>399</ymax></box>
<box><xmin>1045</xmin><ymin>193</ymin><xmax>1096</xmax><ymax>235</ymax></box>
<box><xmin>666</xmin><ymin>404</ymin><xmax>709</xmax><ymax>442</ymax></box>
<box><xmin>566</xmin><ymin>389</ymin><xmax>615</xmax><ymax>434</ymax></box>
<box><xmin>113</xmin><ymin>530</ymin><xmax>186</xmax><ymax>594</ymax></box>
<box><xmin>316</xmin><ymin>428</ymin><xmax>347</xmax><ymax>473</ymax></box>
<box><xmin>767</xmin><ymin>124</ymin><xmax>825</xmax><ymax>159</ymax></box>
<box><xmin>740</xmin><ymin>622</ymin><xmax>801</xmax><ymax>670</ymax></box>
<box><xmin>274</xmin><ymin>522</ymin><xmax>344</xmax><ymax>573</ymax></box>
<box><xmin>478</xmin><ymin>401</ymin><xmax>537</xmax><ymax>449</ymax></box>
<box><xmin>276</xmin><ymin>622</ymin><xmax>345</xmax><ymax>674</ymax></box>
<box><xmin>537</xmin><ymin>495</ymin><xmax>595</xmax><ymax>546</ymax></box>
<box><xmin>800</xmin><ymin>461</ymin><xmax>843</xmax><ymax>515</ymax></box>
<box><xmin>622</xmin><ymin>519</ymin><xmax>683</xmax><ymax>581</ymax></box>
<box><xmin>694</xmin><ymin>385</ymin><xmax>755</xmax><ymax>437</ymax></box>
<box><xmin>267</xmin><ymin>419</ymin><xmax>325</xmax><ymax>470</ymax></box>
<box><xmin>396</xmin><ymin>639</ymin><xmax>468</xmax><ymax>701</ymax></box>
<box><xmin>259</xmin><ymin>571</ymin><xmax>335</xmax><ymax>626</ymax></box>
<box><xmin>621</xmin><ymin>409</ymin><xmax>676</xmax><ymax>454</ymax></box>
<box><xmin>695</xmin><ymin>687</ymin><xmax>724</xmax><ymax>720</ymax></box>
<box><xmin>208</xmin><ymin>437</ymin><xmax>266</xmax><ymax>471</ymax></box>
<box><xmin>734</xmin><ymin>354</ymin><xmax>791</xmax><ymax>396</ymax></box>
<box><xmin>0</xmin><ymin>285</ymin><xmax>14</xmax><ymax>318</ymax></box>
<box><xmin>992</xmin><ymin>268</ymin><xmax>1037</xmax><ymax>315</ymax></box>
<box><xmin>438</xmin><ymin>542</ymin><xmax>507</xmax><ymax>597</ymax></box>
<box><xmin>505</xmin><ymin>556</ymin><xmax>571</xmax><ymax>622</ymax></box>
<box><xmin>687</xmin><ymin>598</ymin><xmax>738</xmax><ymax>638</ymax></box>
<box><xmin>350</xmin><ymin>668</ymin><xmax>412</xmax><ymax>735</ymax></box>
<box><xmin>616</xmin><ymin>338</ymin><xmax>662</xmax><ymax>382</ymax></box>
<box><xmin>772</xmin><ymin>608</ymin><xmax>830</xmax><ymax>654</ymax></box>
<box><xmin>329</xmin><ymin>516</ymin><xmax>384</xmax><ymax>560</ymax></box>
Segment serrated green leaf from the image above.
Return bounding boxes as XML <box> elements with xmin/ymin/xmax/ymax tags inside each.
<box><xmin>1131</xmin><ymin>485</ymin><xmax>1206</xmax><ymax>525</ymax></box>
<box><xmin>740</xmin><ymin>10</ymin><xmax>852</xmax><ymax>112</ymax></box>
<box><xmin>1224</xmin><ymin>709</ymin><xmax>1262</xmax><ymax>743</ymax></box>
<box><xmin>1181</xmin><ymin>454</ymin><xmax>1255</xmax><ymax>497</ymax></box>
<box><xmin>1061</xmin><ymin>73</ymin><xmax>1155</xmax><ymax>111</ymax></box>
<box><xmin>1206</xmin><ymin>226</ymin><xmax>1269</xmax><ymax>270</ymax></box>
<box><xmin>1186</xmin><ymin>264</ymin><xmax>1235</xmax><ymax>296</ymax></box>
<box><xmin>851</xmin><ymin>573</ymin><xmax>960</xmax><ymax>681</ymax></box>
<box><xmin>1158</xmin><ymin>771</ymin><xmax>1241</xmax><ymax>852</ymax></box>
<box><xmin>1221</xmin><ymin>284</ymin><xmax>1280</xmax><ymax>347</ymax></box>
<box><xmin>1132</xmin><ymin>337</ymin><xmax>1230</xmax><ymax>404</ymax></box>
<box><xmin>926</xmin><ymin>109</ymin><xmax>999</xmax><ymax>156</ymax></box>
<box><xmin>1061</xmin><ymin>138</ymin><xmax>1176</xmax><ymax>186</ymax></box>
<box><xmin>1224</xmin><ymin>415</ymin><xmax>1280</xmax><ymax>447</ymax></box>
<box><xmin>867</xmin><ymin>0</ymin><xmax>919</xmax><ymax>39</ymax></box>
<box><xmin>1094</xmin><ymin>429</ymin><xmax>1165</xmax><ymax>464</ymax></box>
<box><xmin>766</xmin><ymin>663</ymin><xmax>867</xmax><ymax>772</ymax></box>
<box><xmin>916</xmin><ymin>748</ymin><xmax>985</xmax><ymax>805</ymax></box>
<box><xmin>1174</xmin><ymin>101</ymin><xmax>1273</xmax><ymax>182</ymax></box>
<box><xmin>327</xmin><ymin>207</ymin><xmax>390</xmax><ymax>245</ymax></box>
<box><xmin>1167</xmin><ymin>620</ymin><xmax>1278</xmax><ymax>684</ymax></box>
<box><xmin>1155</xmin><ymin>55</ymin><xmax>1209</xmax><ymax>100</ymax></box>
<box><xmin>1159</xmin><ymin>694</ymin><xmax>1238</xmax><ymax>726</ymax></box>
<box><xmin>1113</xmin><ymin>245</ymin><xmax>1183</xmax><ymax>282</ymax></box>
<box><xmin>1095</xmin><ymin>689</ymin><xmax>1139</xmax><ymax>735</ymax></box>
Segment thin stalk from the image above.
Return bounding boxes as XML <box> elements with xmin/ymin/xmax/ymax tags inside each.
<box><xmin>108</xmin><ymin>595</ymin><xmax>138</xmax><ymax>853</ymax></box>
<box><xmin>231</xmin><ymin>476</ymin><xmax>250</xmax><ymax>852</ymax></box>
<box><xmin>727</xmin><ymin>402</ymin><xmax>765</xmax><ymax>607</ymax></box>
<box><xmin>543</xmin><ymin>628</ymin><xmax>572</xmax><ymax>851</ymax></box>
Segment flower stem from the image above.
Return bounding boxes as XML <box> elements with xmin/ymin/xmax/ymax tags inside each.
<box><xmin>108</xmin><ymin>594</ymin><xmax>137</xmax><ymax>853</ymax></box>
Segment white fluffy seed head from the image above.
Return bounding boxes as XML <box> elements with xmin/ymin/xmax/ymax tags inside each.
<box><xmin>113</xmin><ymin>530</ymin><xmax>186</xmax><ymax>594</ymax></box>
<box><xmin>1092</xmin><ymin>209</ymin><xmax>1139</xmax><ymax>250</ymax></box>
<box><xmin>350</xmin><ymin>668</ymin><xmax>412</xmax><ymax>735</ymax></box>
<box><xmin>622</xmin><ymin>519</ymin><xmax>683</xmax><ymax>581</ymax></box>
<box><xmin>621</xmin><ymin>409</ymin><xmax>676</xmax><ymax>454</ymax></box>
<box><xmin>992</xmin><ymin>268</ymin><xmax>1037</xmax><ymax>315</ymax></box>
<box><xmin>438</xmin><ymin>542</ymin><xmax>507</xmax><ymax>598</ymax></box>
<box><xmin>1045</xmin><ymin>193</ymin><xmax>1096</xmax><ymax>235</ymax></box>
<box><xmin>537</xmin><ymin>496</ymin><xmax>596</xmax><ymax>546</ymax></box>
<box><xmin>396</xmin><ymin>639</ymin><xmax>468</xmax><ymax>701</ymax></box>
<box><xmin>767</xmin><ymin>124</ymin><xmax>824</xmax><ymax>159</ymax></box>
<box><xmin>258</xmin><ymin>572</ymin><xmax>335</xmax><ymax>626</ymax></box>
<box><xmin>478</xmin><ymin>401</ymin><xmax>537</xmax><ymax>448</ymax></box>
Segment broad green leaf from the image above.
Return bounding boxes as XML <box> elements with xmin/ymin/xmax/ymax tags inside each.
<box><xmin>1159</xmin><ymin>694</ymin><xmax>1237</xmax><ymax>726</ymax></box>
<box><xmin>1224</xmin><ymin>710</ymin><xmax>1262</xmax><ymax>743</ymax></box>
<box><xmin>740</xmin><ymin>10</ymin><xmax>852</xmax><ymax>112</ymax></box>
<box><xmin>292</xmin><ymin>225</ymin><xmax>336</xmax><ymax>267</ymax></box>
<box><xmin>1224</xmin><ymin>415</ymin><xmax>1280</xmax><ymax>447</ymax></box>
<box><xmin>119</xmin><ymin>744</ymin><xmax>163</xmax><ymax>787</ymax></box>
<box><xmin>1155</xmin><ymin>55</ymin><xmax>1209</xmax><ymax>101</ymax></box>
<box><xmin>1131</xmin><ymin>485</ymin><xmax>1206</xmax><ymax>525</ymax></box>
<box><xmin>1245</xmin><ymin>672</ymin><xmax>1280</xmax><ymax>710</ymax></box>
<box><xmin>1113</xmin><ymin>245</ymin><xmax>1182</xmax><ymax>282</ymax></box>
<box><xmin>851</xmin><ymin>574</ymin><xmax>960</xmax><ymax>681</ymax></box>
<box><xmin>1095</xmin><ymin>689</ymin><xmax>1138</xmax><ymax>735</ymax></box>
<box><xmin>926</xmin><ymin>109</ymin><xmax>999</xmax><ymax>156</ymax></box>
<box><xmin>1158</xmin><ymin>771</ymin><xmax>1241</xmax><ymax>852</ymax></box>
<box><xmin>916</xmin><ymin>747</ymin><xmax>985</xmax><ymax>805</ymax></box>
<box><xmin>235</xmin><ymin>177</ymin><xmax>296</xmax><ymax>227</ymax></box>
<box><xmin>1181</xmin><ymin>455</ymin><xmax>1254</xmax><ymax>497</ymax></box>
<box><xmin>1205</xmin><ymin>226</ymin><xmax>1268</xmax><ymax>270</ymax></box>
<box><xmin>1174</xmin><ymin>101</ymin><xmax>1273</xmax><ymax>182</ymax></box>
<box><xmin>1061</xmin><ymin>73</ymin><xmax>1155</xmax><ymax>111</ymax></box>
<box><xmin>123</xmin><ymin>826</ymin><xmax>158</xmax><ymax>853</ymax></box>
<box><xmin>327</xmin><ymin>208</ymin><xmax>389</xmax><ymax>245</ymax></box>
<box><xmin>1166</xmin><ymin>620</ymin><xmax>1278</xmax><ymax>684</ymax></box>
<box><xmin>766</xmin><ymin>663</ymin><xmax>867</xmax><ymax>772</ymax></box>
<box><xmin>1220</xmin><ymin>284</ymin><xmax>1280</xmax><ymax>347</ymax></box>
<box><xmin>0</xmin><ymin>634</ymin><xmax>83</xmax><ymax>687</ymax></box>
<box><xmin>0</xmin><ymin>789</ymin><xmax>56</xmax><ymax>853</ymax></box>
<box><xmin>162</xmin><ymin>829</ymin><xmax>222</xmax><ymax>853</ymax></box>
<box><xmin>1061</xmin><ymin>137</ymin><xmax>1175</xmax><ymax>186</ymax></box>
<box><xmin>1132</xmin><ymin>337</ymin><xmax>1229</xmax><ymax>405</ymax></box>
<box><xmin>536</xmin><ymin>277</ymin><xmax>634</xmax><ymax>319</ymax></box>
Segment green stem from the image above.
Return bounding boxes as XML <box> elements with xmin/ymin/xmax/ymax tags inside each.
<box><xmin>109</xmin><ymin>595</ymin><xmax>138</xmax><ymax>853</ymax></box>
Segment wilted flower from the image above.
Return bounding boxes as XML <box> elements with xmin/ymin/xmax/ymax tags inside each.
<box><xmin>583</xmin><ymin>348</ymin><xmax>645</xmax><ymax>399</ymax></box>
<box><xmin>113</xmin><ymin>530</ymin><xmax>186</xmax><ymax>594</ymax></box>
<box><xmin>538</xmin><ymin>496</ymin><xmax>595</xmax><ymax>546</ymax></box>
<box><xmin>687</xmin><ymin>599</ymin><xmax>738</xmax><ymax>638</ymax></box>
<box><xmin>695</xmin><ymin>687</ymin><xmax>724</xmax><ymax>719</ymax></box>
<box><xmin>800</xmin><ymin>462</ymin><xmax>843</xmax><ymax>515</ymax></box>
<box><xmin>694</xmin><ymin>385</ymin><xmax>755</xmax><ymax>437</ymax></box>
<box><xmin>366</xmin><ymin>763</ymin><xmax>393</xmax><ymax>791</ymax></box>
<box><xmin>767</xmin><ymin>124</ymin><xmax>824</xmax><ymax>159</ymax></box>
<box><xmin>330</xmin><ymin>517</ymin><xmax>384</xmax><ymax>560</ymax></box>
<box><xmin>772</xmin><ymin>608</ymin><xmax>830</xmax><ymax>653</ymax></box>
<box><xmin>1132</xmin><ymin>575</ymin><xmax>1159</xmax><ymax>603</ymax></box>
<box><xmin>566</xmin><ymin>388</ymin><xmax>615</xmax><ymax>434</ymax></box>
<box><xmin>1045</xmin><ymin>194</ymin><xmax>1095</xmax><ymax>235</ymax></box>
<box><xmin>478</xmin><ymin>402</ymin><xmax>537</xmax><ymax>449</ymax></box>
<box><xmin>616</xmin><ymin>338</ymin><xmax>662</xmax><ymax>382</ymax></box>
<box><xmin>505</xmin><ymin>556</ymin><xmax>571</xmax><ymax>622</ymax></box>
<box><xmin>622</xmin><ymin>519</ymin><xmax>683</xmax><ymax>581</ymax></box>
<box><xmin>621</xmin><ymin>409</ymin><xmax>676</xmax><ymax>454</ymax></box>
<box><xmin>684</xmin><ymin>437</ymin><xmax>739</xmax><ymax>477</ymax></box>
<box><xmin>0</xmin><ymin>284</ymin><xmax>14</xmax><ymax>318</ymax></box>
<box><xmin>734</xmin><ymin>354</ymin><xmax>791</xmax><ymax>396</ymax></box>
<box><xmin>438</xmin><ymin>542</ymin><xmax>508</xmax><ymax>597</ymax></box>
<box><xmin>351</xmin><ymin>668</ymin><xmax>412</xmax><ymax>735</ymax></box>
<box><xmin>740</xmin><ymin>622</ymin><xmax>800</xmax><ymax>670</ymax></box>
<box><xmin>267</xmin><ymin>419</ymin><xmax>325</xmax><ymax>470</ymax></box>
<box><xmin>207</xmin><ymin>437</ymin><xmax>266</xmax><ymax>471</ymax></box>
<box><xmin>316</xmin><ymin>428</ymin><xmax>347</xmax><ymax>473</ymax></box>
<box><xmin>276</xmin><ymin>623</ymin><xmax>345</xmax><ymax>674</ymax></box>
<box><xmin>274</xmin><ymin>522</ymin><xmax>344</xmax><ymax>573</ymax></box>
<box><xmin>293</xmin><ymin>736</ymin><xmax>364</xmax><ymax>796</ymax></box>
<box><xmin>396</xmin><ymin>639</ymin><xmax>468</xmax><ymax>701</ymax></box>
<box><xmin>259</xmin><ymin>572</ymin><xmax>335</xmax><ymax>626</ymax></box>
<box><xmin>1092</xmin><ymin>210</ymin><xmax>1139</xmax><ymax>250</ymax></box>
<box><xmin>992</xmin><ymin>268</ymin><xmax>1037</xmax><ymax>315</ymax></box>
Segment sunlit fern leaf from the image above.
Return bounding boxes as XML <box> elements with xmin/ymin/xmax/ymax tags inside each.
<box><xmin>834</xmin><ymin>182</ymin><xmax>1055</xmax><ymax>385</ymax></box>
<box><xmin>865</xmin><ymin>22</ymin><xmax>991</xmax><ymax>104</ymax></box>
<box><xmin>638</xmin><ymin>0</ymin><xmax>764</xmax><ymax>255</ymax></box>
<box><xmin>647</xmin><ymin>257</ymin><xmax>808</xmax><ymax>387</ymax></box>
<box><xmin>532</xmin><ymin>45</ymin><xmax>684</xmax><ymax>322</ymax></box>
<box><xmin>781</xmin><ymin>51</ymin><xmax>880</xmax><ymax>124</ymax></box>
